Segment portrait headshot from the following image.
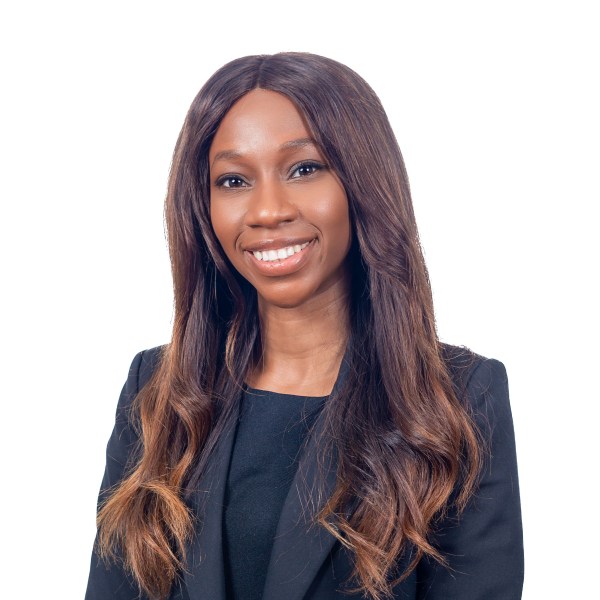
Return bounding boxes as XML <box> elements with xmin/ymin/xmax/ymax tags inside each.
<box><xmin>1</xmin><ymin>2</ymin><xmax>597</xmax><ymax>600</ymax></box>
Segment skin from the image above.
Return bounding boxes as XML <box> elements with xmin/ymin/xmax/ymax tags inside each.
<box><xmin>209</xmin><ymin>89</ymin><xmax>352</xmax><ymax>396</ymax></box>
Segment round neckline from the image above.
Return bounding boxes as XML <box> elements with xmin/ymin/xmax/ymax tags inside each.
<box><xmin>243</xmin><ymin>384</ymin><xmax>328</xmax><ymax>401</ymax></box>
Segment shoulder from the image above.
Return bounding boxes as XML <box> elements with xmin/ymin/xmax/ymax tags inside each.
<box><xmin>112</xmin><ymin>345</ymin><xmax>167</xmax><ymax>434</ymax></box>
<box><xmin>441</xmin><ymin>341</ymin><xmax>505</xmax><ymax>381</ymax></box>
<box><xmin>138</xmin><ymin>345</ymin><xmax>166</xmax><ymax>388</ymax></box>
<box><xmin>441</xmin><ymin>343</ymin><xmax>507</xmax><ymax>397</ymax></box>
<box><xmin>102</xmin><ymin>345</ymin><xmax>167</xmax><ymax>476</ymax></box>
<box><xmin>440</xmin><ymin>343</ymin><xmax>511</xmax><ymax>430</ymax></box>
<box><xmin>440</xmin><ymin>344</ymin><xmax>518</xmax><ymax>494</ymax></box>
<box><xmin>419</xmin><ymin>346</ymin><xmax>523</xmax><ymax>595</ymax></box>
<box><xmin>128</xmin><ymin>345</ymin><xmax>166</xmax><ymax>390</ymax></box>
<box><xmin>119</xmin><ymin>345</ymin><xmax>166</xmax><ymax>405</ymax></box>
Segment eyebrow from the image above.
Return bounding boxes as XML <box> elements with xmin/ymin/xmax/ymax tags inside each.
<box><xmin>279</xmin><ymin>137</ymin><xmax>318</xmax><ymax>151</ymax></box>
<box><xmin>211</xmin><ymin>137</ymin><xmax>319</xmax><ymax>165</ymax></box>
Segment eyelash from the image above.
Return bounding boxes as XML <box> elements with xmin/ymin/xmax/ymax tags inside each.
<box><xmin>215</xmin><ymin>161</ymin><xmax>326</xmax><ymax>189</ymax></box>
<box><xmin>289</xmin><ymin>161</ymin><xmax>325</xmax><ymax>178</ymax></box>
<box><xmin>216</xmin><ymin>175</ymin><xmax>247</xmax><ymax>189</ymax></box>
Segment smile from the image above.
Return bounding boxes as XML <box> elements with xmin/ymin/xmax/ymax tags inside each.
<box><xmin>252</xmin><ymin>242</ymin><xmax>310</xmax><ymax>262</ymax></box>
<box><xmin>244</xmin><ymin>239</ymin><xmax>315</xmax><ymax>277</ymax></box>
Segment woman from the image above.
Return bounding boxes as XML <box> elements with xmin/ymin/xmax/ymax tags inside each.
<box><xmin>86</xmin><ymin>53</ymin><xmax>523</xmax><ymax>600</ymax></box>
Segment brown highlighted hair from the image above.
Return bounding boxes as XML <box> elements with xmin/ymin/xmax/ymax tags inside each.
<box><xmin>96</xmin><ymin>53</ymin><xmax>481</xmax><ymax>600</ymax></box>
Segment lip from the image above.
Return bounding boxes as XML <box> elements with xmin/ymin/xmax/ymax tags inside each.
<box><xmin>244</xmin><ymin>238</ymin><xmax>316</xmax><ymax>277</ymax></box>
<box><xmin>242</xmin><ymin>236</ymin><xmax>315</xmax><ymax>252</ymax></box>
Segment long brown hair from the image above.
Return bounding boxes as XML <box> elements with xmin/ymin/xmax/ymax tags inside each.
<box><xmin>96</xmin><ymin>52</ymin><xmax>481</xmax><ymax>600</ymax></box>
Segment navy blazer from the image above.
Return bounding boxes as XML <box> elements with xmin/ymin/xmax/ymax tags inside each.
<box><xmin>86</xmin><ymin>345</ymin><xmax>524</xmax><ymax>599</ymax></box>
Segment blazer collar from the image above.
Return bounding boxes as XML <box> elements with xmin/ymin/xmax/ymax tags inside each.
<box><xmin>183</xmin><ymin>410</ymin><xmax>238</xmax><ymax>600</ymax></box>
<box><xmin>184</xmin><ymin>351</ymin><xmax>351</xmax><ymax>600</ymax></box>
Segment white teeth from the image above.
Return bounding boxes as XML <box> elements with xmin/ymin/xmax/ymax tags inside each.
<box><xmin>252</xmin><ymin>242</ymin><xmax>309</xmax><ymax>262</ymax></box>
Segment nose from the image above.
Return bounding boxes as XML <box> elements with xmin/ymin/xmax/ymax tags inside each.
<box><xmin>244</xmin><ymin>180</ymin><xmax>299</xmax><ymax>228</ymax></box>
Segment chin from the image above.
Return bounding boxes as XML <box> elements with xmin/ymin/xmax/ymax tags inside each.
<box><xmin>257</xmin><ymin>292</ymin><xmax>312</xmax><ymax>310</ymax></box>
<box><xmin>255</xmin><ymin>281</ymin><xmax>319</xmax><ymax>310</ymax></box>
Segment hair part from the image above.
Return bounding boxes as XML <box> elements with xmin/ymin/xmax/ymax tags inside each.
<box><xmin>96</xmin><ymin>52</ymin><xmax>481</xmax><ymax>600</ymax></box>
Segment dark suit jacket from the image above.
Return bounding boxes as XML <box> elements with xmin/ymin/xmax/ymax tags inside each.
<box><xmin>86</xmin><ymin>345</ymin><xmax>524</xmax><ymax>599</ymax></box>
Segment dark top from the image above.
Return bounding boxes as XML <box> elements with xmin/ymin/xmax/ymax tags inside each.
<box><xmin>85</xmin><ymin>345</ymin><xmax>523</xmax><ymax>600</ymax></box>
<box><xmin>223</xmin><ymin>387</ymin><xmax>326</xmax><ymax>600</ymax></box>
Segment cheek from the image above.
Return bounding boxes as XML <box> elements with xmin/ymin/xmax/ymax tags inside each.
<box><xmin>210</xmin><ymin>202</ymin><xmax>233</xmax><ymax>250</ymax></box>
<box><xmin>316</xmin><ymin>191</ymin><xmax>352</xmax><ymax>251</ymax></box>
<box><xmin>209</xmin><ymin>208</ymin><xmax>238</xmax><ymax>274</ymax></box>
<box><xmin>334</xmin><ymin>216</ymin><xmax>353</xmax><ymax>263</ymax></box>
<box><xmin>209</xmin><ymin>210</ymin><xmax>245</xmax><ymax>276</ymax></box>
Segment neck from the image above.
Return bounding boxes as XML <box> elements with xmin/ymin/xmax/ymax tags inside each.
<box><xmin>247</xmin><ymin>288</ymin><xmax>350</xmax><ymax>397</ymax></box>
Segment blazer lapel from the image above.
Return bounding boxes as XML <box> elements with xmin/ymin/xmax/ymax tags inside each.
<box><xmin>262</xmin><ymin>353</ymin><xmax>350</xmax><ymax>600</ymax></box>
<box><xmin>183</xmin><ymin>402</ymin><xmax>239</xmax><ymax>600</ymax></box>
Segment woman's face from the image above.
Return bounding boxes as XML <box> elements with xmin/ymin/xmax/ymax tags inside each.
<box><xmin>209</xmin><ymin>89</ymin><xmax>351</xmax><ymax>310</ymax></box>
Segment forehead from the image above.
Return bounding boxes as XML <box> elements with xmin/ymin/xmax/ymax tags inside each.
<box><xmin>209</xmin><ymin>89</ymin><xmax>313</xmax><ymax>160</ymax></box>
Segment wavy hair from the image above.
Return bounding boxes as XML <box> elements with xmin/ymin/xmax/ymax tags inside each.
<box><xmin>96</xmin><ymin>52</ymin><xmax>481</xmax><ymax>600</ymax></box>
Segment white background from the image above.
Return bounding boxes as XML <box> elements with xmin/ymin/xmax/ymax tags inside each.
<box><xmin>1</xmin><ymin>1</ymin><xmax>598</xmax><ymax>598</ymax></box>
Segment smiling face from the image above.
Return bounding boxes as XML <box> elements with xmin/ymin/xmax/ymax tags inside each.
<box><xmin>209</xmin><ymin>89</ymin><xmax>352</xmax><ymax>310</ymax></box>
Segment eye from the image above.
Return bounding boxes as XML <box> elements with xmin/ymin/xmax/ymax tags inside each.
<box><xmin>216</xmin><ymin>175</ymin><xmax>247</xmax><ymax>189</ymax></box>
<box><xmin>290</xmin><ymin>161</ymin><xmax>325</xmax><ymax>179</ymax></box>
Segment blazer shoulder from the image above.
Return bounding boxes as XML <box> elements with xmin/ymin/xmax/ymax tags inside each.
<box><xmin>121</xmin><ymin>345</ymin><xmax>166</xmax><ymax>399</ymax></box>
<box><xmin>111</xmin><ymin>345</ymin><xmax>167</xmax><ymax>456</ymax></box>
<box><xmin>420</xmin><ymin>345</ymin><xmax>523</xmax><ymax>597</ymax></box>
<box><xmin>440</xmin><ymin>343</ymin><xmax>507</xmax><ymax>406</ymax></box>
<box><xmin>137</xmin><ymin>344</ymin><xmax>166</xmax><ymax>390</ymax></box>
